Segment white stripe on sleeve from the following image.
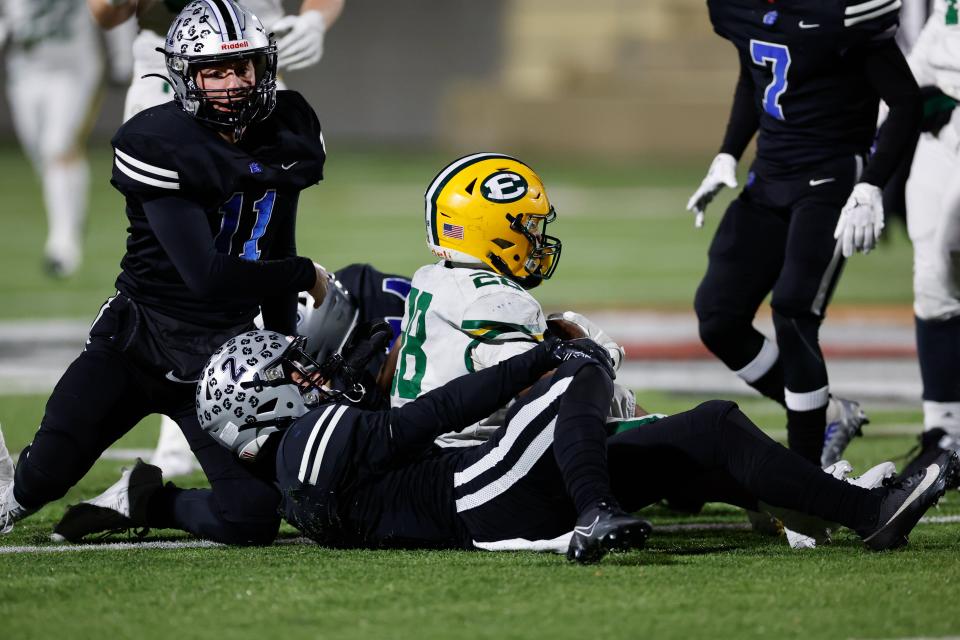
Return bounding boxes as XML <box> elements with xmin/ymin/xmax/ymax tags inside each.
<box><xmin>307</xmin><ymin>405</ymin><xmax>350</xmax><ymax>485</ymax></box>
<box><xmin>114</xmin><ymin>156</ymin><xmax>180</xmax><ymax>190</ymax></box>
<box><xmin>114</xmin><ymin>148</ymin><xmax>179</xmax><ymax>179</ymax></box>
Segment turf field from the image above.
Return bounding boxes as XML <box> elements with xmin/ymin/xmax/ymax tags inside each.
<box><xmin>1</xmin><ymin>143</ymin><xmax>958</xmax><ymax>639</ymax></box>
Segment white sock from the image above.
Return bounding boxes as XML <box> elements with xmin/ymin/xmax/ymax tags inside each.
<box><xmin>42</xmin><ymin>157</ymin><xmax>89</xmax><ymax>268</ymax></box>
<box><xmin>923</xmin><ymin>401</ymin><xmax>960</xmax><ymax>436</ymax></box>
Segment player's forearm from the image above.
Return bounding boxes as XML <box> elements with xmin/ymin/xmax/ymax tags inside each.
<box><xmin>387</xmin><ymin>343</ymin><xmax>554</xmax><ymax>450</ymax></box>
<box><xmin>862</xmin><ymin>40</ymin><xmax>922</xmax><ymax>187</ymax></box>
<box><xmin>300</xmin><ymin>0</ymin><xmax>344</xmax><ymax>27</ymax></box>
<box><xmin>87</xmin><ymin>0</ymin><xmax>137</xmax><ymax>29</ymax></box>
<box><xmin>143</xmin><ymin>196</ymin><xmax>316</xmax><ymax>299</ymax></box>
<box><xmin>719</xmin><ymin>58</ymin><xmax>759</xmax><ymax>160</ymax></box>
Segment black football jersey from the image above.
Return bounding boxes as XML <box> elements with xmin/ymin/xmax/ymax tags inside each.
<box><xmin>111</xmin><ymin>90</ymin><xmax>325</xmax><ymax>327</ymax></box>
<box><xmin>708</xmin><ymin>0</ymin><xmax>901</xmax><ymax>167</ymax></box>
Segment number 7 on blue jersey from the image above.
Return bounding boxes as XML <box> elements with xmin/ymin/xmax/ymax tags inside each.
<box><xmin>749</xmin><ymin>39</ymin><xmax>791</xmax><ymax>121</ymax></box>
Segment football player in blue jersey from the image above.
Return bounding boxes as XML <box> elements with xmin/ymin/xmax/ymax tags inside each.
<box><xmin>0</xmin><ymin>0</ymin><xmax>330</xmax><ymax>544</ymax></box>
<box><xmin>687</xmin><ymin>0</ymin><xmax>922</xmax><ymax>468</ymax></box>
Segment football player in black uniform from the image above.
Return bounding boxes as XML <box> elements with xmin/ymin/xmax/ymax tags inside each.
<box><xmin>0</xmin><ymin>0</ymin><xmax>328</xmax><ymax>544</ymax></box>
<box><xmin>688</xmin><ymin>0</ymin><xmax>922</xmax><ymax>467</ymax></box>
<box><xmin>183</xmin><ymin>331</ymin><xmax>958</xmax><ymax>561</ymax></box>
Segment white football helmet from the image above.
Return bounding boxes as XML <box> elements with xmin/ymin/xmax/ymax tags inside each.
<box><xmin>162</xmin><ymin>0</ymin><xmax>277</xmax><ymax>138</ymax></box>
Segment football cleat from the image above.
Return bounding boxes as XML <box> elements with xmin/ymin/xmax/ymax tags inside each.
<box><xmin>899</xmin><ymin>428</ymin><xmax>960</xmax><ymax>481</ymax></box>
<box><xmin>782</xmin><ymin>460</ymin><xmax>896</xmax><ymax>549</ymax></box>
<box><xmin>566</xmin><ymin>501</ymin><xmax>652</xmax><ymax>564</ymax></box>
<box><xmin>52</xmin><ymin>459</ymin><xmax>162</xmax><ymax>543</ymax></box>
<box><xmin>859</xmin><ymin>450</ymin><xmax>960</xmax><ymax>551</ymax></box>
<box><xmin>744</xmin><ymin>509</ymin><xmax>782</xmax><ymax>536</ymax></box>
<box><xmin>821</xmin><ymin>396</ymin><xmax>870</xmax><ymax>468</ymax></box>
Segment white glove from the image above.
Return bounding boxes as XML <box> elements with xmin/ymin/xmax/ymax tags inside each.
<box><xmin>547</xmin><ymin>311</ymin><xmax>625</xmax><ymax>371</ymax></box>
<box><xmin>273</xmin><ymin>10</ymin><xmax>326</xmax><ymax>72</ymax></box>
<box><xmin>834</xmin><ymin>182</ymin><xmax>884</xmax><ymax>258</ymax></box>
<box><xmin>686</xmin><ymin>153</ymin><xmax>738</xmax><ymax>228</ymax></box>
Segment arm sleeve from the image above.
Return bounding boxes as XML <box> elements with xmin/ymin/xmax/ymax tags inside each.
<box><xmin>719</xmin><ymin>56</ymin><xmax>759</xmax><ymax>159</ymax></box>
<box><xmin>861</xmin><ymin>39</ymin><xmax>922</xmax><ymax>187</ymax></box>
<box><xmin>380</xmin><ymin>343</ymin><xmax>555</xmax><ymax>458</ymax></box>
<box><xmin>143</xmin><ymin>195</ymin><xmax>316</xmax><ymax>299</ymax></box>
<box><xmin>259</xmin><ymin>207</ymin><xmax>301</xmax><ymax>335</ymax></box>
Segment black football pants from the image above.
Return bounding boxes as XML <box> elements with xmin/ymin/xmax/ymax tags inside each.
<box><xmin>694</xmin><ymin>155</ymin><xmax>862</xmax><ymax>461</ymax></box>
<box><xmin>13</xmin><ymin>295</ymin><xmax>280</xmax><ymax>544</ymax></box>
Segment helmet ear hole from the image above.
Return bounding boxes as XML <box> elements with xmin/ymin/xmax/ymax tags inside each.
<box><xmin>465</xmin><ymin>178</ymin><xmax>477</xmax><ymax>194</ymax></box>
<box><xmin>492</xmin><ymin>238</ymin><xmax>514</xmax><ymax>249</ymax></box>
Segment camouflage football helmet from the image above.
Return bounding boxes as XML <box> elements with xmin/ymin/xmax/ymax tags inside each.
<box><xmin>424</xmin><ymin>153</ymin><xmax>562</xmax><ymax>289</ymax></box>
<box><xmin>162</xmin><ymin>0</ymin><xmax>277</xmax><ymax>138</ymax></box>
<box><xmin>197</xmin><ymin>330</ymin><xmax>321</xmax><ymax>461</ymax></box>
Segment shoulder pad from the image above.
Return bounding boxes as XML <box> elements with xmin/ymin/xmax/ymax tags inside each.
<box><xmin>461</xmin><ymin>287</ymin><xmax>546</xmax><ymax>343</ymax></box>
<box><xmin>111</xmin><ymin>111</ymin><xmax>185</xmax><ymax>199</ymax></box>
<box><xmin>111</xmin><ymin>105</ymin><xmax>226</xmax><ymax>205</ymax></box>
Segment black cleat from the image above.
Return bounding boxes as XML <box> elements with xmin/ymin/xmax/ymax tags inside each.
<box><xmin>899</xmin><ymin>428</ymin><xmax>960</xmax><ymax>480</ymax></box>
<box><xmin>52</xmin><ymin>459</ymin><xmax>162</xmax><ymax>543</ymax></box>
<box><xmin>859</xmin><ymin>450</ymin><xmax>960</xmax><ymax>551</ymax></box>
<box><xmin>566</xmin><ymin>501</ymin><xmax>652</xmax><ymax>564</ymax></box>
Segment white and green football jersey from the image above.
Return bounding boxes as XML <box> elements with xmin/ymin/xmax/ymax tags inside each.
<box><xmin>390</xmin><ymin>262</ymin><xmax>546</xmax><ymax>446</ymax></box>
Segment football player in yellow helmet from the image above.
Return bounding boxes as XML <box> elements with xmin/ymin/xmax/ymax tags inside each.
<box><xmin>424</xmin><ymin>153</ymin><xmax>561</xmax><ymax>289</ymax></box>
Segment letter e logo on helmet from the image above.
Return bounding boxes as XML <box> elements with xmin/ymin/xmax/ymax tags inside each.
<box><xmin>481</xmin><ymin>172</ymin><xmax>528</xmax><ymax>203</ymax></box>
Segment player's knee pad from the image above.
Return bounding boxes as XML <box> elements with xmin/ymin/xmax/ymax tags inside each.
<box><xmin>914</xmin><ymin>263</ymin><xmax>960</xmax><ymax>321</ymax></box>
<box><xmin>689</xmin><ymin>399</ymin><xmax>739</xmax><ymax>426</ymax></box>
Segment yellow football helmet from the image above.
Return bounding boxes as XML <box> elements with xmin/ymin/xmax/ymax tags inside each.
<box><xmin>424</xmin><ymin>153</ymin><xmax>561</xmax><ymax>288</ymax></box>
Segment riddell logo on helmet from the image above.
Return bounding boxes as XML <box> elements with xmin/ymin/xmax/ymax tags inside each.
<box><xmin>221</xmin><ymin>40</ymin><xmax>250</xmax><ymax>50</ymax></box>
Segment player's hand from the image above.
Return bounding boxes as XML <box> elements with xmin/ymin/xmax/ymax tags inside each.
<box><xmin>309</xmin><ymin>262</ymin><xmax>330</xmax><ymax>308</ymax></box>
<box><xmin>835</xmin><ymin>182</ymin><xmax>884</xmax><ymax>257</ymax></box>
<box><xmin>544</xmin><ymin>336</ymin><xmax>616</xmax><ymax>380</ymax></box>
<box><xmin>274</xmin><ymin>10</ymin><xmax>325</xmax><ymax>72</ymax></box>
<box><xmin>547</xmin><ymin>311</ymin><xmax>624</xmax><ymax>371</ymax></box>
<box><xmin>686</xmin><ymin>153</ymin><xmax>737</xmax><ymax>228</ymax></box>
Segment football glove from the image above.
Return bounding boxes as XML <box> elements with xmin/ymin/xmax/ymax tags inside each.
<box><xmin>274</xmin><ymin>10</ymin><xmax>326</xmax><ymax>72</ymax></box>
<box><xmin>834</xmin><ymin>182</ymin><xmax>884</xmax><ymax>258</ymax></box>
<box><xmin>547</xmin><ymin>311</ymin><xmax>624</xmax><ymax>371</ymax></box>
<box><xmin>686</xmin><ymin>153</ymin><xmax>737</xmax><ymax>228</ymax></box>
<box><xmin>544</xmin><ymin>337</ymin><xmax>616</xmax><ymax>380</ymax></box>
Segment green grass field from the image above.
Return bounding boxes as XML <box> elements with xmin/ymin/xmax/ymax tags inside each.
<box><xmin>1</xmin><ymin>143</ymin><xmax>957</xmax><ymax>639</ymax></box>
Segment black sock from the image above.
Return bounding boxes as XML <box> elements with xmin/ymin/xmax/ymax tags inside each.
<box><xmin>916</xmin><ymin>315</ymin><xmax>960</xmax><ymax>402</ymax></box>
<box><xmin>786</xmin><ymin>407</ymin><xmax>826</xmax><ymax>465</ymax></box>
<box><xmin>552</xmin><ymin>365</ymin><xmax>617</xmax><ymax>515</ymax></box>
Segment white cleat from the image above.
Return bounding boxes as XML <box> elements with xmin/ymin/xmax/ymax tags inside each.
<box><xmin>52</xmin><ymin>459</ymin><xmax>162</xmax><ymax>542</ymax></box>
<box><xmin>0</xmin><ymin>425</ymin><xmax>34</xmax><ymax>535</ymax></box>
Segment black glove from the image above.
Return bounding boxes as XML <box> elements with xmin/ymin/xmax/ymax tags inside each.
<box><xmin>543</xmin><ymin>336</ymin><xmax>616</xmax><ymax>380</ymax></box>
